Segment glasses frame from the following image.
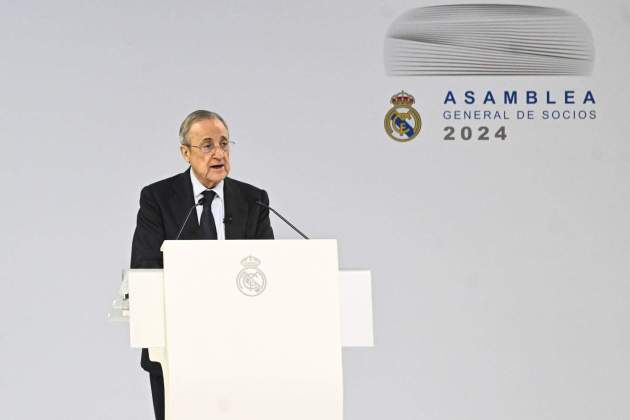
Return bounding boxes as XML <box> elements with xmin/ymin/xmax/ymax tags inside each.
<box><xmin>187</xmin><ymin>140</ymin><xmax>235</xmax><ymax>155</ymax></box>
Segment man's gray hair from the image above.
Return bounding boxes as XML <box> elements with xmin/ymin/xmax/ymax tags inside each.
<box><xmin>179</xmin><ymin>110</ymin><xmax>229</xmax><ymax>145</ymax></box>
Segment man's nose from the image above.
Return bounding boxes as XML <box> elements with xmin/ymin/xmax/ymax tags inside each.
<box><xmin>211</xmin><ymin>146</ymin><xmax>226</xmax><ymax>159</ymax></box>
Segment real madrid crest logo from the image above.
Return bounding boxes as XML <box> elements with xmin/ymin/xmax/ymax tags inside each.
<box><xmin>236</xmin><ymin>255</ymin><xmax>267</xmax><ymax>297</ymax></box>
<box><xmin>384</xmin><ymin>90</ymin><xmax>422</xmax><ymax>142</ymax></box>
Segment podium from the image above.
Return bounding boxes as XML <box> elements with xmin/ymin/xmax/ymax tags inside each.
<box><xmin>111</xmin><ymin>239</ymin><xmax>373</xmax><ymax>420</ymax></box>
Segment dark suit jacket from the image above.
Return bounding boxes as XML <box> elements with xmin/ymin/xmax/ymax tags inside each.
<box><xmin>130</xmin><ymin>168</ymin><xmax>274</xmax><ymax>373</ymax></box>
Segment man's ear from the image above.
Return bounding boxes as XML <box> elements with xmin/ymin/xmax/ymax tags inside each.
<box><xmin>179</xmin><ymin>144</ymin><xmax>190</xmax><ymax>163</ymax></box>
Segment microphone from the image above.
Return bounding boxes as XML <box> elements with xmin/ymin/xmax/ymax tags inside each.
<box><xmin>175</xmin><ymin>196</ymin><xmax>207</xmax><ymax>240</ymax></box>
<box><xmin>255</xmin><ymin>200</ymin><xmax>309</xmax><ymax>239</ymax></box>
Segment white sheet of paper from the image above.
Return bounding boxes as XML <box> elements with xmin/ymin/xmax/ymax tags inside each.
<box><xmin>339</xmin><ymin>270</ymin><xmax>374</xmax><ymax>347</ymax></box>
<box><xmin>128</xmin><ymin>269</ymin><xmax>165</xmax><ymax>348</ymax></box>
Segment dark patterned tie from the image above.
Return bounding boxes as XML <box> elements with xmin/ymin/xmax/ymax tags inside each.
<box><xmin>199</xmin><ymin>190</ymin><xmax>218</xmax><ymax>240</ymax></box>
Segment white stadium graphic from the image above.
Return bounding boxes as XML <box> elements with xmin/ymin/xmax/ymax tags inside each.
<box><xmin>385</xmin><ymin>4</ymin><xmax>594</xmax><ymax>76</ymax></box>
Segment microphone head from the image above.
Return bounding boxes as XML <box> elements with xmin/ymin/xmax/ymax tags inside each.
<box><xmin>197</xmin><ymin>196</ymin><xmax>207</xmax><ymax>206</ymax></box>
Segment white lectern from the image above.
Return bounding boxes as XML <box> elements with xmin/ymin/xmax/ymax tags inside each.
<box><xmin>111</xmin><ymin>239</ymin><xmax>373</xmax><ymax>420</ymax></box>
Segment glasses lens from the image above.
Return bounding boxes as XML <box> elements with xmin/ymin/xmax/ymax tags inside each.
<box><xmin>193</xmin><ymin>141</ymin><xmax>233</xmax><ymax>154</ymax></box>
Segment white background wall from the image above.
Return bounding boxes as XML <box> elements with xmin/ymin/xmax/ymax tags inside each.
<box><xmin>1</xmin><ymin>0</ymin><xmax>629</xmax><ymax>419</ymax></box>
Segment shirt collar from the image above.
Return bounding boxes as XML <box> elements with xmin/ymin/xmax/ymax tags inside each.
<box><xmin>190</xmin><ymin>169</ymin><xmax>224</xmax><ymax>201</ymax></box>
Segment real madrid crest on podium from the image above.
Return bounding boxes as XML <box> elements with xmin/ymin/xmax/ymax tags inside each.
<box><xmin>385</xmin><ymin>90</ymin><xmax>422</xmax><ymax>142</ymax></box>
<box><xmin>236</xmin><ymin>255</ymin><xmax>267</xmax><ymax>297</ymax></box>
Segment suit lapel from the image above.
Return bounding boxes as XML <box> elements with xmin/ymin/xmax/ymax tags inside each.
<box><xmin>169</xmin><ymin>168</ymin><xmax>200</xmax><ymax>240</ymax></box>
<box><xmin>224</xmin><ymin>177</ymin><xmax>248</xmax><ymax>239</ymax></box>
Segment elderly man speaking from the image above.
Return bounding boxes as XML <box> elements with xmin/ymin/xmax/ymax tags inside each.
<box><xmin>130</xmin><ymin>110</ymin><xmax>274</xmax><ymax>420</ymax></box>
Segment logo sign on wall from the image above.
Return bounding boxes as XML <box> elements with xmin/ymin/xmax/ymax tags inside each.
<box><xmin>384</xmin><ymin>91</ymin><xmax>422</xmax><ymax>142</ymax></box>
<box><xmin>383</xmin><ymin>4</ymin><xmax>598</xmax><ymax>143</ymax></box>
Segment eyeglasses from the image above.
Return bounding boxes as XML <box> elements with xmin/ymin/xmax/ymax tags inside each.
<box><xmin>188</xmin><ymin>140</ymin><xmax>235</xmax><ymax>155</ymax></box>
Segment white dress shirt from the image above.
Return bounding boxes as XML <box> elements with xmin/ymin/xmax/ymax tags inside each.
<box><xmin>190</xmin><ymin>170</ymin><xmax>225</xmax><ymax>240</ymax></box>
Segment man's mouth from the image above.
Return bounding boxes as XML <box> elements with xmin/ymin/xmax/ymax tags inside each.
<box><xmin>209</xmin><ymin>164</ymin><xmax>224</xmax><ymax>170</ymax></box>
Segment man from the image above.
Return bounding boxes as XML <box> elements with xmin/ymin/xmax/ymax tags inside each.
<box><xmin>130</xmin><ymin>110</ymin><xmax>274</xmax><ymax>420</ymax></box>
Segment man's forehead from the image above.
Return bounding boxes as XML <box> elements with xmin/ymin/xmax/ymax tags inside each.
<box><xmin>200</xmin><ymin>135</ymin><xmax>228</xmax><ymax>142</ymax></box>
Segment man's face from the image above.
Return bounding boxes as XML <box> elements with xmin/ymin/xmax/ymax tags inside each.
<box><xmin>180</xmin><ymin>118</ymin><xmax>231</xmax><ymax>188</ymax></box>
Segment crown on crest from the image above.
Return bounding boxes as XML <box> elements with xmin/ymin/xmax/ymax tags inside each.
<box><xmin>390</xmin><ymin>90</ymin><xmax>415</xmax><ymax>106</ymax></box>
<box><xmin>241</xmin><ymin>255</ymin><xmax>261</xmax><ymax>268</ymax></box>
